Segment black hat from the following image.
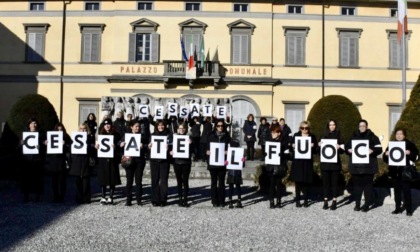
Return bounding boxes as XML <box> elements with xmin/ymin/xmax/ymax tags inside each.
<box><xmin>103</xmin><ymin>119</ymin><xmax>112</xmax><ymax>125</ymax></box>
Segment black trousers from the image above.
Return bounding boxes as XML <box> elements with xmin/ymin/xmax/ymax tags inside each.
<box><xmin>174</xmin><ymin>163</ymin><xmax>191</xmax><ymax>198</ymax></box>
<box><xmin>246</xmin><ymin>141</ymin><xmax>255</xmax><ymax>160</ymax></box>
<box><xmin>268</xmin><ymin>174</ymin><xmax>284</xmax><ymax>200</ymax></box>
<box><xmin>352</xmin><ymin>174</ymin><xmax>374</xmax><ymax>207</ymax></box>
<box><xmin>150</xmin><ymin>160</ymin><xmax>170</xmax><ymax>204</ymax></box>
<box><xmin>209</xmin><ymin>169</ymin><xmax>226</xmax><ymax>205</ymax></box>
<box><xmin>228</xmin><ymin>184</ymin><xmax>242</xmax><ymax>200</ymax></box>
<box><xmin>200</xmin><ymin>143</ymin><xmax>207</xmax><ymax>161</ymax></box>
<box><xmin>51</xmin><ymin>171</ymin><xmax>67</xmax><ymax>201</ymax></box>
<box><xmin>74</xmin><ymin>176</ymin><xmax>91</xmax><ymax>204</ymax></box>
<box><xmin>192</xmin><ymin>137</ymin><xmax>201</xmax><ymax>160</ymax></box>
<box><xmin>125</xmin><ymin>159</ymin><xmax>146</xmax><ymax>202</ymax></box>
<box><xmin>322</xmin><ymin>170</ymin><xmax>340</xmax><ymax>199</ymax></box>
<box><xmin>295</xmin><ymin>182</ymin><xmax>310</xmax><ymax>201</ymax></box>
<box><xmin>392</xmin><ymin>177</ymin><xmax>412</xmax><ymax>211</ymax></box>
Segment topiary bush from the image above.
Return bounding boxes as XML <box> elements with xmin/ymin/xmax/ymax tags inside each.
<box><xmin>1</xmin><ymin>94</ymin><xmax>59</xmax><ymax>150</ymax></box>
<box><xmin>307</xmin><ymin>95</ymin><xmax>362</xmax><ymax>143</ymax></box>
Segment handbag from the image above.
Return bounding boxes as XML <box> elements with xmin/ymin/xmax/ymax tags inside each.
<box><xmin>402</xmin><ymin>165</ymin><xmax>420</xmax><ymax>182</ymax></box>
<box><xmin>121</xmin><ymin>156</ymin><xmax>132</xmax><ymax>169</ymax></box>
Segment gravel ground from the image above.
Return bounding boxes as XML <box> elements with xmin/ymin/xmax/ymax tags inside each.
<box><xmin>1</xmin><ymin>177</ymin><xmax>420</xmax><ymax>252</ymax></box>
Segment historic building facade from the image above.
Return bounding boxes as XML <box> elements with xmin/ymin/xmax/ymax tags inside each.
<box><xmin>1</xmin><ymin>0</ymin><xmax>419</xmax><ymax>145</ymax></box>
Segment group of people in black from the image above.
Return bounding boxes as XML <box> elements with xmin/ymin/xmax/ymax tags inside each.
<box><xmin>19</xmin><ymin>112</ymin><xmax>418</xmax><ymax>216</ymax></box>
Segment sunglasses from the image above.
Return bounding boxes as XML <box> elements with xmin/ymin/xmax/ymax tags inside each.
<box><xmin>300</xmin><ymin>127</ymin><xmax>309</xmax><ymax>130</ymax></box>
<box><xmin>216</xmin><ymin>125</ymin><xmax>224</xmax><ymax>128</ymax></box>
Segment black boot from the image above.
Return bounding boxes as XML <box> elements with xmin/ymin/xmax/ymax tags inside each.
<box><xmin>125</xmin><ymin>197</ymin><xmax>132</xmax><ymax>206</ymax></box>
<box><xmin>229</xmin><ymin>200</ymin><xmax>234</xmax><ymax>209</ymax></box>
<box><xmin>235</xmin><ymin>199</ymin><xmax>243</xmax><ymax>208</ymax></box>
<box><xmin>330</xmin><ymin>200</ymin><xmax>337</xmax><ymax>210</ymax></box>
<box><xmin>178</xmin><ymin>196</ymin><xmax>183</xmax><ymax>207</ymax></box>
<box><xmin>275</xmin><ymin>198</ymin><xmax>281</xmax><ymax>208</ymax></box>
<box><xmin>303</xmin><ymin>199</ymin><xmax>309</xmax><ymax>208</ymax></box>
<box><xmin>270</xmin><ymin>200</ymin><xmax>275</xmax><ymax>209</ymax></box>
<box><xmin>323</xmin><ymin>200</ymin><xmax>329</xmax><ymax>210</ymax></box>
<box><xmin>183</xmin><ymin>196</ymin><xmax>189</xmax><ymax>207</ymax></box>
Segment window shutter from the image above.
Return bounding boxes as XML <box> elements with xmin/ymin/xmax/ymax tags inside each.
<box><xmin>232</xmin><ymin>35</ymin><xmax>241</xmax><ymax>63</ymax></box>
<box><xmin>390</xmin><ymin>37</ymin><xmax>399</xmax><ymax>68</ymax></box>
<box><xmin>296</xmin><ymin>36</ymin><xmax>304</xmax><ymax>65</ymax></box>
<box><xmin>128</xmin><ymin>33</ymin><xmax>136</xmax><ymax>62</ymax></box>
<box><xmin>341</xmin><ymin>37</ymin><xmax>349</xmax><ymax>66</ymax></box>
<box><xmin>35</xmin><ymin>33</ymin><xmax>43</xmax><ymax>61</ymax></box>
<box><xmin>349</xmin><ymin>37</ymin><xmax>357</xmax><ymax>66</ymax></box>
<box><xmin>151</xmin><ymin>33</ymin><xmax>159</xmax><ymax>62</ymax></box>
<box><xmin>83</xmin><ymin>33</ymin><xmax>92</xmax><ymax>62</ymax></box>
<box><xmin>287</xmin><ymin>36</ymin><xmax>296</xmax><ymax>65</ymax></box>
<box><xmin>240</xmin><ymin>34</ymin><xmax>249</xmax><ymax>64</ymax></box>
<box><xmin>27</xmin><ymin>33</ymin><xmax>36</xmax><ymax>61</ymax></box>
<box><xmin>91</xmin><ymin>33</ymin><xmax>100</xmax><ymax>62</ymax></box>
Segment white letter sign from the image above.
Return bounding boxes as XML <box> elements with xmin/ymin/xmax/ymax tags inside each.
<box><xmin>202</xmin><ymin>104</ymin><xmax>213</xmax><ymax>117</ymax></box>
<box><xmin>294</xmin><ymin>136</ymin><xmax>311</xmax><ymax>159</ymax></box>
<box><xmin>209</xmin><ymin>142</ymin><xmax>225</xmax><ymax>166</ymax></box>
<box><xmin>388</xmin><ymin>141</ymin><xmax>406</xmax><ymax>166</ymax></box>
<box><xmin>216</xmin><ymin>106</ymin><xmax>226</xmax><ymax>119</ymax></box>
<box><xmin>98</xmin><ymin>135</ymin><xmax>114</xmax><ymax>158</ymax></box>
<box><xmin>150</xmin><ymin>135</ymin><xmax>167</xmax><ymax>159</ymax></box>
<box><xmin>124</xmin><ymin>133</ymin><xmax>141</xmax><ymax>157</ymax></box>
<box><xmin>265</xmin><ymin>142</ymin><xmax>281</xmax><ymax>165</ymax></box>
<box><xmin>352</xmin><ymin>140</ymin><xmax>369</xmax><ymax>164</ymax></box>
<box><xmin>167</xmin><ymin>103</ymin><xmax>178</xmax><ymax>117</ymax></box>
<box><xmin>71</xmin><ymin>132</ymin><xmax>87</xmax><ymax>154</ymax></box>
<box><xmin>22</xmin><ymin>132</ymin><xmax>39</xmax><ymax>154</ymax></box>
<box><xmin>190</xmin><ymin>103</ymin><xmax>200</xmax><ymax>117</ymax></box>
<box><xmin>320</xmin><ymin>139</ymin><xmax>337</xmax><ymax>163</ymax></box>
<box><xmin>179</xmin><ymin>106</ymin><xmax>189</xmax><ymax>119</ymax></box>
<box><xmin>47</xmin><ymin>131</ymin><xmax>63</xmax><ymax>154</ymax></box>
<box><xmin>173</xmin><ymin>135</ymin><xmax>190</xmax><ymax>158</ymax></box>
<box><xmin>138</xmin><ymin>105</ymin><xmax>149</xmax><ymax>118</ymax></box>
<box><xmin>154</xmin><ymin>106</ymin><xmax>164</xmax><ymax>120</ymax></box>
<box><xmin>227</xmin><ymin>147</ymin><xmax>244</xmax><ymax>170</ymax></box>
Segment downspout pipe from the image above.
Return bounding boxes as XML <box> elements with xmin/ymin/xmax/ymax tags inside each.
<box><xmin>59</xmin><ymin>1</ymin><xmax>70</xmax><ymax>121</ymax></box>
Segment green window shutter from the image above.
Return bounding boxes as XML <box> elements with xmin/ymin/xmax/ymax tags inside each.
<box><xmin>128</xmin><ymin>33</ymin><xmax>136</xmax><ymax>62</ymax></box>
<box><xmin>151</xmin><ymin>33</ymin><xmax>159</xmax><ymax>63</ymax></box>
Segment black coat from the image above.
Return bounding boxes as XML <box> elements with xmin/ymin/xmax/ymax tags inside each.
<box><xmin>290</xmin><ymin>132</ymin><xmax>318</xmax><ymax>183</ymax></box>
<box><xmin>242</xmin><ymin>120</ymin><xmax>257</xmax><ymax>142</ymax></box>
<box><xmin>257</xmin><ymin>123</ymin><xmax>270</xmax><ymax>145</ymax></box>
<box><xmin>113</xmin><ymin>118</ymin><xmax>126</xmax><ymax>140</ymax></box>
<box><xmin>149</xmin><ymin>129</ymin><xmax>172</xmax><ymax>163</ymax></box>
<box><xmin>97</xmin><ymin>132</ymin><xmax>122</xmax><ymax>186</ymax></box>
<box><xmin>265</xmin><ymin>135</ymin><xmax>289</xmax><ymax>177</ymax></box>
<box><xmin>85</xmin><ymin>120</ymin><xmax>97</xmax><ymax>136</ymax></box>
<box><xmin>44</xmin><ymin>133</ymin><xmax>71</xmax><ymax>173</ymax></box>
<box><xmin>70</xmin><ymin>134</ymin><xmax>96</xmax><ymax>177</ymax></box>
<box><xmin>206</xmin><ymin>131</ymin><xmax>231</xmax><ymax>170</ymax></box>
<box><xmin>172</xmin><ymin>134</ymin><xmax>192</xmax><ymax>165</ymax></box>
<box><xmin>383</xmin><ymin>139</ymin><xmax>419</xmax><ymax>179</ymax></box>
<box><xmin>189</xmin><ymin>119</ymin><xmax>201</xmax><ymax>138</ymax></box>
<box><xmin>200</xmin><ymin>120</ymin><xmax>213</xmax><ymax>144</ymax></box>
<box><xmin>345</xmin><ymin>129</ymin><xmax>382</xmax><ymax>175</ymax></box>
<box><xmin>320</xmin><ymin>130</ymin><xmax>344</xmax><ymax>172</ymax></box>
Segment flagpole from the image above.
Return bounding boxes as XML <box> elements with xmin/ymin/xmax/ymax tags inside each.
<box><xmin>402</xmin><ymin>23</ymin><xmax>406</xmax><ymax>109</ymax></box>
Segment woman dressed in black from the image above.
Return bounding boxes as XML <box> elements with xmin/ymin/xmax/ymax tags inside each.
<box><xmin>206</xmin><ymin>119</ymin><xmax>231</xmax><ymax>207</ymax></box>
<box><xmin>257</xmin><ymin>117</ymin><xmax>270</xmax><ymax>161</ymax></box>
<box><xmin>96</xmin><ymin>119</ymin><xmax>122</xmax><ymax>205</ymax></box>
<box><xmin>69</xmin><ymin>123</ymin><xmax>95</xmax><ymax>204</ymax></box>
<box><xmin>243</xmin><ymin>114</ymin><xmax>257</xmax><ymax>161</ymax></box>
<box><xmin>290</xmin><ymin>121</ymin><xmax>317</xmax><ymax>208</ymax></box>
<box><xmin>318</xmin><ymin>120</ymin><xmax>344</xmax><ymax>210</ymax></box>
<box><xmin>345</xmin><ymin>119</ymin><xmax>382</xmax><ymax>212</ymax></box>
<box><xmin>171</xmin><ymin>123</ymin><xmax>192</xmax><ymax>207</ymax></box>
<box><xmin>121</xmin><ymin>120</ymin><xmax>147</xmax><ymax>206</ymax></box>
<box><xmin>85</xmin><ymin>113</ymin><xmax>97</xmax><ymax>137</ymax></box>
<box><xmin>44</xmin><ymin>122</ymin><xmax>71</xmax><ymax>203</ymax></box>
<box><xmin>265</xmin><ymin>125</ymin><xmax>289</xmax><ymax>209</ymax></box>
<box><xmin>148</xmin><ymin>120</ymin><xmax>172</xmax><ymax>207</ymax></box>
<box><xmin>20</xmin><ymin>118</ymin><xmax>46</xmax><ymax>202</ymax></box>
<box><xmin>383</xmin><ymin>128</ymin><xmax>418</xmax><ymax>216</ymax></box>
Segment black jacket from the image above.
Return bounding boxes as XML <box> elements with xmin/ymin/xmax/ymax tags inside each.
<box><xmin>319</xmin><ymin>130</ymin><xmax>344</xmax><ymax>171</ymax></box>
<box><xmin>206</xmin><ymin>131</ymin><xmax>231</xmax><ymax>170</ymax></box>
<box><xmin>345</xmin><ymin>129</ymin><xmax>382</xmax><ymax>175</ymax></box>
<box><xmin>257</xmin><ymin>123</ymin><xmax>270</xmax><ymax>146</ymax></box>
<box><xmin>265</xmin><ymin>135</ymin><xmax>289</xmax><ymax>174</ymax></box>
<box><xmin>242</xmin><ymin>120</ymin><xmax>257</xmax><ymax>142</ymax></box>
<box><xmin>383</xmin><ymin>139</ymin><xmax>419</xmax><ymax>179</ymax></box>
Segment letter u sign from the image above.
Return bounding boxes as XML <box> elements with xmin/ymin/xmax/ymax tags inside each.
<box><xmin>294</xmin><ymin>136</ymin><xmax>311</xmax><ymax>159</ymax></box>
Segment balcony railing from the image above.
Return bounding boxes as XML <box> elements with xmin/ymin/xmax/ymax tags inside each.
<box><xmin>163</xmin><ymin>60</ymin><xmax>222</xmax><ymax>87</ymax></box>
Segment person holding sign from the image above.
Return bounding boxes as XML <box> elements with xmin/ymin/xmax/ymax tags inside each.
<box><xmin>265</xmin><ymin>126</ymin><xmax>289</xmax><ymax>209</ymax></box>
<box><xmin>200</xmin><ymin>116</ymin><xmax>213</xmax><ymax>162</ymax></box>
<box><xmin>345</xmin><ymin>119</ymin><xmax>382</xmax><ymax>212</ymax></box>
<box><xmin>148</xmin><ymin>120</ymin><xmax>172</xmax><ymax>207</ymax></box>
<box><xmin>382</xmin><ymin>128</ymin><xmax>419</xmax><ymax>216</ymax></box>
<box><xmin>96</xmin><ymin>119</ymin><xmax>122</xmax><ymax>205</ymax></box>
<box><xmin>206</xmin><ymin>119</ymin><xmax>231</xmax><ymax>207</ymax></box>
<box><xmin>318</xmin><ymin>120</ymin><xmax>344</xmax><ymax>210</ymax></box>
<box><xmin>20</xmin><ymin>118</ymin><xmax>46</xmax><ymax>202</ymax></box>
<box><xmin>243</xmin><ymin>114</ymin><xmax>257</xmax><ymax>161</ymax></box>
<box><xmin>69</xmin><ymin>123</ymin><xmax>95</xmax><ymax>204</ymax></box>
<box><xmin>290</xmin><ymin>121</ymin><xmax>318</xmax><ymax>208</ymax></box>
<box><xmin>120</xmin><ymin>120</ymin><xmax>147</xmax><ymax>206</ymax></box>
<box><xmin>171</xmin><ymin>123</ymin><xmax>193</xmax><ymax>207</ymax></box>
<box><xmin>44</xmin><ymin>123</ymin><xmax>71</xmax><ymax>203</ymax></box>
<box><xmin>226</xmin><ymin>140</ymin><xmax>246</xmax><ymax>209</ymax></box>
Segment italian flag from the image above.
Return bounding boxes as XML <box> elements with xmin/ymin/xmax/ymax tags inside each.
<box><xmin>397</xmin><ymin>0</ymin><xmax>408</xmax><ymax>43</ymax></box>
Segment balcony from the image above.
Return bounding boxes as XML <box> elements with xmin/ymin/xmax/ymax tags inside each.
<box><xmin>163</xmin><ymin>60</ymin><xmax>222</xmax><ymax>88</ymax></box>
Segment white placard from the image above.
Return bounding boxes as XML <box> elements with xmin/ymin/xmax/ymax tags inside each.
<box><xmin>124</xmin><ymin>133</ymin><xmax>141</xmax><ymax>157</ymax></box>
<box><xmin>227</xmin><ymin>147</ymin><xmax>244</xmax><ymax>170</ymax></box>
<box><xmin>265</xmin><ymin>142</ymin><xmax>281</xmax><ymax>165</ymax></box>
<box><xmin>352</xmin><ymin>140</ymin><xmax>369</xmax><ymax>164</ymax></box>
<box><xmin>216</xmin><ymin>106</ymin><xmax>227</xmax><ymax>119</ymax></box>
<box><xmin>179</xmin><ymin>106</ymin><xmax>189</xmax><ymax>119</ymax></box>
<box><xmin>173</xmin><ymin>135</ymin><xmax>190</xmax><ymax>158</ymax></box>
<box><xmin>71</xmin><ymin>132</ymin><xmax>87</xmax><ymax>154</ymax></box>
<box><xmin>388</xmin><ymin>141</ymin><xmax>406</xmax><ymax>166</ymax></box>
<box><xmin>154</xmin><ymin>106</ymin><xmax>164</xmax><ymax>120</ymax></box>
<box><xmin>167</xmin><ymin>103</ymin><xmax>178</xmax><ymax>117</ymax></box>
<box><xmin>150</xmin><ymin>135</ymin><xmax>167</xmax><ymax>159</ymax></box>
<box><xmin>294</xmin><ymin>136</ymin><xmax>312</xmax><ymax>159</ymax></box>
<box><xmin>320</xmin><ymin>139</ymin><xmax>338</xmax><ymax>163</ymax></box>
<box><xmin>202</xmin><ymin>104</ymin><xmax>213</xmax><ymax>117</ymax></box>
<box><xmin>22</xmin><ymin>132</ymin><xmax>39</xmax><ymax>154</ymax></box>
<box><xmin>47</xmin><ymin>131</ymin><xmax>63</xmax><ymax>154</ymax></box>
<box><xmin>98</xmin><ymin>135</ymin><xmax>114</xmax><ymax>158</ymax></box>
<box><xmin>209</xmin><ymin>142</ymin><xmax>225</xmax><ymax>166</ymax></box>
<box><xmin>138</xmin><ymin>105</ymin><xmax>149</xmax><ymax>118</ymax></box>
<box><xmin>190</xmin><ymin>103</ymin><xmax>200</xmax><ymax>117</ymax></box>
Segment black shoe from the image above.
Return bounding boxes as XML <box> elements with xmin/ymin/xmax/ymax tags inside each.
<box><xmin>270</xmin><ymin>200</ymin><xmax>275</xmax><ymax>209</ymax></box>
<box><xmin>303</xmin><ymin>200</ymin><xmax>309</xmax><ymax>208</ymax></box>
<box><xmin>392</xmin><ymin>208</ymin><xmax>403</xmax><ymax>214</ymax></box>
<box><xmin>152</xmin><ymin>202</ymin><xmax>160</xmax><ymax>207</ymax></box>
<box><xmin>361</xmin><ymin>205</ymin><xmax>369</xmax><ymax>212</ymax></box>
<box><xmin>229</xmin><ymin>201</ymin><xmax>234</xmax><ymax>209</ymax></box>
<box><xmin>160</xmin><ymin>202</ymin><xmax>167</xmax><ymax>207</ymax></box>
<box><xmin>178</xmin><ymin>197</ymin><xmax>183</xmax><ymax>207</ymax></box>
<box><xmin>275</xmin><ymin>199</ymin><xmax>281</xmax><ymax>208</ymax></box>
<box><xmin>125</xmin><ymin>201</ymin><xmax>132</xmax><ymax>206</ymax></box>
<box><xmin>296</xmin><ymin>201</ymin><xmax>302</xmax><ymax>208</ymax></box>
<box><xmin>236</xmin><ymin>200</ymin><xmax>243</xmax><ymax>208</ymax></box>
<box><xmin>212</xmin><ymin>204</ymin><xmax>219</xmax><ymax>208</ymax></box>
<box><xmin>407</xmin><ymin>211</ymin><xmax>413</xmax><ymax>216</ymax></box>
<box><xmin>323</xmin><ymin>200</ymin><xmax>329</xmax><ymax>210</ymax></box>
<box><xmin>354</xmin><ymin>205</ymin><xmax>361</xmax><ymax>211</ymax></box>
<box><xmin>137</xmin><ymin>200</ymin><xmax>142</xmax><ymax>206</ymax></box>
<box><xmin>330</xmin><ymin>201</ymin><xmax>337</xmax><ymax>211</ymax></box>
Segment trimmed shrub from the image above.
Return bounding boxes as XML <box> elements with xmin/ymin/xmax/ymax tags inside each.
<box><xmin>307</xmin><ymin>95</ymin><xmax>362</xmax><ymax>143</ymax></box>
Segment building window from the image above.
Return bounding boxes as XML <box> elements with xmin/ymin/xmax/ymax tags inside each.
<box><xmin>337</xmin><ymin>29</ymin><xmax>362</xmax><ymax>68</ymax></box>
<box><xmin>24</xmin><ymin>24</ymin><xmax>49</xmax><ymax>63</ymax></box>
<box><xmin>387</xmin><ymin>31</ymin><xmax>409</xmax><ymax>69</ymax></box>
<box><xmin>128</xmin><ymin>18</ymin><xmax>160</xmax><ymax>63</ymax></box>
<box><xmin>233</xmin><ymin>3</ymin><xmax>248</xmax><ymax>12</ymax></box>
<box><xmin>284</xmin><ymin>27</ymin><xmax>309</xmax><ymax>66</ymax></box>
<box><xmin>231</xmin><ymin>98</ymin><xmax>258</xmax><ymax>145</ymax></box>
<box><xmin>78</xmin><ymin>99</ymin><xmax>99</xmax><ymax>127</ymax></box>
<box><xmin>341</xmin><ymin>7</ymin><xmax>356</xmax><ymax>15</ymax></box>
<box><xmin>85</xmin><ymin>1</ymin><xmax>100</xmax><ymax>11</ymax></box>
<box><xmin>30</xmin><ymin>2</ymin><xmax>44</xmax><ymax>11</ymax></box>
<box><xmin>288</xmin><ymin>5</ymin><xmax>302</xmax><ymax>14</ymax></box>
<box><xmin>390</xmin><ymin>8</ymin><xmax>398</xmax><ymax>17</ymax></box>
<box><xmin>388</xmin><ymin>105</ymin><xmax>402</xmax><ymax>136</ymax></box>
<box><xmin>228</xmin><ymin>20</ymin><xmax>255</xmax><ymax>65</ymax></box>
<box><xmin>138</xmin><ymin>1</ymin><xmax>153</xmax><ymax>10</ymax></box>
<box><xmin>182</xmin><ymin>29</ymin><xmax>204</xmax><ymax>62</ymax></box>
<box><xmin>284</xmin><ymin>103</ymin><xmax>306</xmax><ymax>134</ymax></box>
<box><xmin>186</xmin><ymin>2</ymin><xmax>200</xmax><ymax>11</ymax></box>
<box><xmin>79</xmin><ymin>24</ymin><xmax>105</xmax><ymax>63</ymax></box>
